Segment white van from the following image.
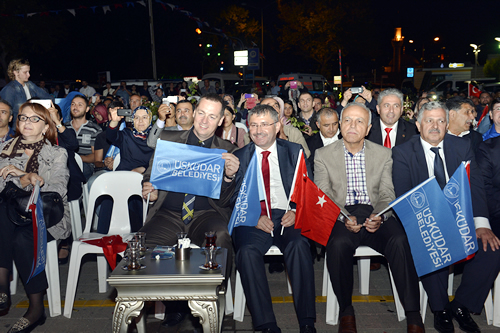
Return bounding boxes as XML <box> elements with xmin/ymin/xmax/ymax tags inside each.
<box><xmin>200</xmin><ymin>73</ymin><xmax>268</xmax><ymax>95</ymax></box>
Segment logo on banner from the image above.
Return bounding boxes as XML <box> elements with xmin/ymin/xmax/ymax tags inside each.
<box><xmin>409</xmin><ymin>190</ymin><xmax>427</xmax><ymax>211</ymax></box>
<box><xmin>157</xmin><ymin>159</ymin><xmax>172</xmax><ymax>174</ymax></box>
<box><xmin>444</xmin><ymin>182</ymin><xmax>460</xmax><ymax>200</ymax></box>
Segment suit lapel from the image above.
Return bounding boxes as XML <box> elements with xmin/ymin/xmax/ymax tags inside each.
<box><xmin>277</xmin><ymin>140</ymin><xmax>293</xmax><ymax>197</ymax></box>
<box><xmin>395</xmin><ymin>121</ymin><xmax>406</xmax><ymax>146</ymax></box>
<box><xmin>442</xmin><ymin>136</ymin><xmax>458</xmax><ymax>177</ymax></box>
<box><xmin>370</xmin><ymin>119</ymin><xmax>383</xmax><ymax>145</ymax></box>
<box><xmin>413</xmin><ymin>137</ymin><xmax>428</xmax><ymax>183</ymax></box>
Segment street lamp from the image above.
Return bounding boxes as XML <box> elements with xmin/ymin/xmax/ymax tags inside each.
<box><xmin>470</xmin><ymin>43</ymin><xmax>483</xmax><ymax>78</ymax></box>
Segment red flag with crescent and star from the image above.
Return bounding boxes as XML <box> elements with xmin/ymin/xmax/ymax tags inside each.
<box><xmin>290</xmin><ymin>153</ymin><xmax>340</xmax><ymax>246</ymax></box>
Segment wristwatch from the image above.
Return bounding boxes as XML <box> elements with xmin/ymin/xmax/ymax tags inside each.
<box><xmin>56</xmin><ymin>123</ymin><xmax>63</xmax><ymax>129</ymax></box>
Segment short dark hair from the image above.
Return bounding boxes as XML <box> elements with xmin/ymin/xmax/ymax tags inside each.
<box><xmin>0</xmin><ymin>98</ymin><xmax>12</xmax><ymax>115</ymax></box>
<box><xmin>108</xmin><ymin>100</ymin><xmax>124</xmax><ymax>110</ymax></box>
<box><xmin>445</xmin><ymin>96</ymin><xmax>474</xmax><ymax>112</ymax></box>
<box><xmin>199</xmin><ymin>93</ymin><xmax>225</xmax><ymax>117</ymax></box>
<box><xmin>176</xmin><ymin>100</ymin><xmax>193</xmax><ymax>110</ymax></box>
<box><xmin>72</xmin><ymin>94</ymin><xmax>88</xmax><ymax>108</ymax></box>
<box><xmin>317</xmin><ymin>107</ymin><xmax>338</xmax><ymax>125</ymax></box>
<box><xmin>248</xmin><ymin>104</ymin><xmax>279</xmax><ymax>123</ymax></box>
<box><xmin>299</xmin><ymin>91</ymin><xmax>314</xmax><ymax>100</ymax></box>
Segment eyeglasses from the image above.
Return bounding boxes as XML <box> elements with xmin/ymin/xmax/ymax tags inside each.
<box><xmin>18</xmin><ymin>115</ymin><xmax>44</xmax><ymax>123</ymax></box>
<box><xmin>249</xmin><ymin>121</ymin><xmax>278</xmax><ymax>130</ymax></box>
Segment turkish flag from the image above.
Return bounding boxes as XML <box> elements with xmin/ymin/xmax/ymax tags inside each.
<box><xmin>290</xmin><ymin>154</ymin><xmax>340</xmax><ymax>246</ymax></box>
<box><xmin>83</xmin><ymin>235</ymin><xmax>128</xmax><ymax>270</ymax></box>
<box><xmin>468</xmin><ymin>84</ymin><xmax>481</xmax><ymax>98</ymax></box>
<box><xmin>477</xmin><ymin>105</ymin><xmax>489</xmax><ymax>127</ymax></box>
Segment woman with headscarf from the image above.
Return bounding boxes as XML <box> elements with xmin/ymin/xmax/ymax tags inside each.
<box><xmin>216</xmin><ymin>105</ymin><xmax>245</xmax><ymax>148</ymax></box>
<box><xmin>0</xmin><ymin>101</ymin><xmax>69</xmax><ymax>332</ymax></box>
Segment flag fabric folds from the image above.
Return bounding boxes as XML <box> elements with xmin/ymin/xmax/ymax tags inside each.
<box><xmin>150</xmin><ymin>140</ymin><xmax>226</xmax><ymax>199</ymax></box>
<box><xmin>468</xmin><ymin>83</ymin><xmax>481</xmax><ymax>98</ymax></box>
<box><xmin>390</xmin><ymin>176</ymin><xmax>476</xmax><ymax>277</ymax></box>
<box><xmin>28</xmin><ymin>189</ymin><xmax>47</xmax><ymax>283</ymax></box>
<box><xmin>228</xmin><ymin>152</ymin><xmax>265</xmax><ymax>235</ymax></box>
<box><xmin>290</xmin><ymin>153</ymin><xmax>340</xmax><ymax>246</ymax></box>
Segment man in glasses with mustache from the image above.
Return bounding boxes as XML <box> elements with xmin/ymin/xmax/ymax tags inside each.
<box><xmin>392</xmin><ymin>101</ymin><xmax>500</xmax><ymax>333</ymax></box>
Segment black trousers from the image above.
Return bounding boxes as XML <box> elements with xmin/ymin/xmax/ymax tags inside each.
<box><xmin>233</xmin><ymin>209</ymin><xmax>316</xmax><ymax>330</ymax></box>
<box><xmin>326</xmin><ymin>215</ymin><xmax>421</xmax><ymax>313</ymax></box>
<box><xmin>139</xmin><ymin>207</ymin><xmax>233</xmax><ymax>269</ymax></box>
<box><xmin>0</xmin><ymin>203</ymin><xmax>48</xmax><ymax>294</ymax></box>
<box><xmin>421</xmin><ymin>238</ymin><xmax>500</xmax><ymax>313</ymax></box>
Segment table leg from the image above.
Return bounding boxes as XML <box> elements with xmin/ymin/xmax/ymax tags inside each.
<box><xmin>189</xmin><ymin>299</ymin><xmax>219</xmax><ymax>333</ymax></box>
<box><xmin>112</xmin><ymin>300</ymin><xmax>144</xmax><ymax>333</ymax></box>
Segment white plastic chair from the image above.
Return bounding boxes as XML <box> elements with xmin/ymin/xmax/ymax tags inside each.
<box><xmin>324</xmin><ymin>246</ymin><xmax>428</xmax><ymax>325</ymax></box>
<box><xmin>235</xmin><ymin>122</ymin><xmax>248</xmax><ymax>133</ymax></box>
<box><xmin>11</xmin><ymin>240</ymin><xmax>61</xmax><ymax>317</ymax></box>
<box><xmin>68</xmin><ymin>154</ymin><xmax>85</xmax><ymax>239</ymax></box>
<box><xmin>73</xmin><ymin>154</ymin><xmax>89</xmax><ymax>216</ymax></box>
<box><xmin>63</xmin><ymin>171</ymin><xmax>147</xmax><ymax>318</ymax></box>
<box><xmin>233</xmin><ymin>245</ymin><xmax>292</xmax><ymax>322</ymax></box>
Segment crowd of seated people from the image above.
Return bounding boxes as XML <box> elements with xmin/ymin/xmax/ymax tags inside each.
<box><xmin>1</xmin><ymin>59</ymin><xmax>500</xmax><ymax>333</ymax></box>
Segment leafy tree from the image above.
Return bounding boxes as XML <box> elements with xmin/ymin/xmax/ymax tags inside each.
<box><xmin>277</xmin><ymin>0</ymin><xmax>376</xmax><ymax>76</ymax></box>
<box><xmin>484</xmin><ymin>57</ymin><xmax>500</xmax><ymax>80</ymax></box>
<box><xmin>217</xmin><ymin>5</ymin><xmax>260</xmax><ymax>47</ymax></box>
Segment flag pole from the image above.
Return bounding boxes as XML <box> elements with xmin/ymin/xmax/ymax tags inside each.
<box><xmin>281</xmin><ymin>150</ymin><xmax>303</xmax><ymax>235</ymax></box>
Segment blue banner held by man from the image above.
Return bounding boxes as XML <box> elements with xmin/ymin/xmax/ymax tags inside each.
<box><xmin>390</xmin><ymin>177</ymin><xmax>468</xmax><ymax>277</ymax></box>
<box><xmin>443</xmin><ymin>163</ymin><xmax>477</xmax><ymax>258</ymax></box>
<box><xmin>228</xmin><ymin>152</ymin><xmax>265</xmax><ymax>235</ymax></box>
<box><xmin>150</xmin><ymin>140</ymin><xmax>226</xmax><ymax>199</ymax></box>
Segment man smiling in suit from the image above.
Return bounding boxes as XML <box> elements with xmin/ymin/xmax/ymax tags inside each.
<box><xmin>315</xmin><ymin>102</ymin><xmax>424</xmax><ymax>333</ymax></box>
<box><xmin>366</xmin><ymin>88</ymin><xmax>418</xmax><ymax>148</ymax></box>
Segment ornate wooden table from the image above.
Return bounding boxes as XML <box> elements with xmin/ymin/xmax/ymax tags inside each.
<box><xmin>107</xmin><ymin>248</ymin><xmax>227</xmax><ymax>333</ymax></box>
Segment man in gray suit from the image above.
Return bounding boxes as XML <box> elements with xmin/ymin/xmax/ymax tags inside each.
<box><xmin>147</xmin><ymin>99</ymin><xmax>195</xmax><ymax>148</ymax></box>
<box><xmin>314</xmin><ymin>102</ymin><xmax>423</xmax><ymax>333</ymax></box>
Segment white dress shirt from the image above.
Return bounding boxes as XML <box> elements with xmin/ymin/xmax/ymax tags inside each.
<box><xmin>380</xmin><ymin>120</ymin><xmax>398</xmax><ymax>148</ymax></box>
<box><xmin>320</xmin><ymin>129</ymin><xmax>339</xmax><ymax>147</ymax></box>
<box><xmin>255</xmin><ymin>141</ymin><xmax>289</xmax><ymax>211</ymax></box>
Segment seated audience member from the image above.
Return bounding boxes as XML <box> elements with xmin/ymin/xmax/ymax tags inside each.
<box><xmin>113</xmin><ymin>81</ymin><xmax>131</xmax><ymax>107</ymax></box>
<box><xmin>477</xmin><ymin>136</ymin><xmax>500</xmax><ymax>237</ymax></box>
<box><xmin>90</xmin><ymin>103</ymin><xmax>109</xmax><ymax>131</ymax></box>
<box><xmin>79</xmin><ymin>80</ymin><xmax>96</xmax><ymax>99</ymax></box>
<box><xmin>0</xmin><ymin>102</ymin><xmax>69</xmax><ymax>333</ymax></box>
<box><xmin>306</xmin><ymin>107</ymin><xmax>340</xmax><ymax>171</ymax></box>
<box><xmin>0</xmin><ymin>99</ymin><xmax>15</xmax><ymax>144</ymax></box>
<box><xmin>446</xmin><ymin>97</ymin><xmax>483</xmax><ymax>152</ymax></box>
<box><xmin>216</xmin><ymin>105</ymin><xmax>245</xmax><ymax>148</ymax></box>
<box><xmin>140</xmin><ymin>94</ymin><xmax>238</xmax><ymax>326</ymax></box>
<box><xmin>283</xmin><ymin>100</ymin><xmax>297</xmax><ymax>125</ymax></box>
<box><xmin>392</xmin><ymin>101</ymin><xmax>500</xmax><ymax>333</ymax></box>
<box><xmin>147</xmin><ymin>99</ymin><xmax>194</xmax><ymax>148</ymax></box>
<box><xmin>65</xmin><ymin>95</ymin><xmax>102</xmax><ymax>181</ymax></box>
<box><xmin>366</xmin><ymin>88</ymin><xmax>418</xmax><ymax>149</ymax></box>
<box><xmin>232</xmin><ymin>104</ymin><xmax>317</xmax><ymax>333</ymax></box>
<box><xmin>482</xmin><ymin>98</ymin><xmax>500</xmax><ymax>141</ymax></box>
<box><xmin>102</xmin><ymin>82</ymin><xmax>115</xmax><ymax>97</ymax></box>
<box><xmin>200</xmin><ymin>79</ymin><xmax>216</xmax><ymax>95</ymax></box>
<box><xmin>296</xmin><ymin>92</ymin><xmax>318</xmax><ymax>136</ymax></box>
<box><xmin>315</xmin><ymin>102</ymin><xmax>424</xmax><ymax>332</ymax></box>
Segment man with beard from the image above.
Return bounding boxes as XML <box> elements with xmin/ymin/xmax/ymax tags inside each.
<box><xmin>79</xmin><ymin>80</ymin><xmax>96</xmax><ymax>98</ymax></box>
<box><xmin>0</xmin><ymin>99</ymin><xmax>15</xmax><ymax>143</ymax></box>
<box><xmin>147</xmin><ymin>100</ymin><xmax>195</xmax><ymax>148</ymax></box>
<box><xmin>65</xmin><ymin>95</ymin><xmax>102</xmax><ymax>180</ymax></box>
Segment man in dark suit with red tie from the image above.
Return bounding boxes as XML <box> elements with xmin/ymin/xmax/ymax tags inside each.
<box><xmin>392</xmin><ymin>101</ymin><xmax>500</xmax><ymax>333</ymax></box>
<box><xmin>366</xmin><ymin>88</ymin><xmax>418</xmax><ymax>148</ymax></box>
<box><xmin>232</xmin><ymin>104</ymin><xmax>316</xmax><ymax>333</ymax></box>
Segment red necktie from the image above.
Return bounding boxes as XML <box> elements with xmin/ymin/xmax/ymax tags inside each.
<box><xmin>260</xmin><ymin>151</ymin><xmax>272</xmax><ymax>218</ymax></box>
<box><xmin>384</xmin><ymin>128</ymin><xmax>392</xmax><ymax>148</ymax></box>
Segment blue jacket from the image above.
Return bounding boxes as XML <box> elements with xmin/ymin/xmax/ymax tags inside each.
<box><xmin>0</xmin><ymin>80</ymin><xmax>53</xmax><ymax>125</ymax></box>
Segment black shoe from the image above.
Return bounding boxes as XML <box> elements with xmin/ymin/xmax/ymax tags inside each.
<box><xmin>0</xmin><ymin>293</ymin><xmax>11</xmax><ymax>311</ymax></box>
<box><xmin>268</xmin><ymin>262</ymin><xmax>284</xmax><ymax>274</ymax></box>
<box><xmin>261</xmin><ymin>328</ymin><xmax>281</xmax><ymax>333</ymax></box>
<box><xmin>452</xmin><ymin>306</ymin><xmax>480</xmax><ymax>333</ymax></box>
<box><xmin>58</xmin><ymin>247</ymin><xmax>70</xmax><ymax>265</ymax></box>
<box><xmin>300</xmin><ymin>325</ymin><xmax>316</xmax><ymax>333</ymax></box>
<box><xmin>434</xmin><ymin>310</ymin><xmax>454</xmax><ymax>333</ymax></box>
<box><xmin>7</xmin><ymin>312</ymin><xmax>46</xmax><ymax>333</ymax></box>
<box><xmin>161</xmin><ymin>311</ymin><xmax>187</xmax><ymax>327</ymax></box>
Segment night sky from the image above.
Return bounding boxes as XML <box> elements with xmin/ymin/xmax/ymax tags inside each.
<box><xmin>2</xmin><ymin>0</ymin><xmax>499</xmax><ymax>84</ymax></box>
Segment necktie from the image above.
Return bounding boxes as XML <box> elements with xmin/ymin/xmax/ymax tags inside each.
<box><xmin>383</xmin><ymin>128</ymin><xmax>392</xmax><ymax>148</ymax></box>
<box><xmin>182</xmin><ymin>140</ymin><xmax>205</xmax><ymax>224</ymax></box>
<box><xmin>260</xmin><ymin>151</ymin><xmax>272</xmax><ymax>219</ymax></box>
<box><xmin>431</xmin><ymin>147</ymin><xmax>446</xmax><ymax>190</ymax></box>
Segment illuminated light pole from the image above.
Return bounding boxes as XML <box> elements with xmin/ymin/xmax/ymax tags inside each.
<box><xmin>470</xmin><ymin>43</ymin><xmax>483</xmax><ymax>78</ymax></box>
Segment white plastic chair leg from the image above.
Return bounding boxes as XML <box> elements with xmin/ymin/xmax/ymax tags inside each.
<box><xmin>45</xmin><ymin>240</ymin><xmax>61</xmax><ymax>317</ymax></box>
<box><xmin>322</xmin><ymin>259</ymin><xmax>328</xmax><ymax>296</ymax></box>
<box><xmin>97</xmin><ymin>256</ymin><xmax>109</xmax><ymax>293</ymax></box>
<box><xmin>388</xmin><ymin>266</ymin><xmax>405</xmax><ymax>322</ymax></box>
<box><xmin>10</xmin><ymin>265</ymin><xmax>17</xmax><ymax>295</ymax></box>
<box><xmin>225</xmin><ymin>277</ymin><xmax>234</xmax><ymax>315</ymax></box>
<box><xmin>155</xmin><ymin>301</ymin><xmax>165</xmax><ymax>320</ymax></box>
<box><xmin>485</xmin><ymin>290</ymin><xmax>493</xmax><ymax>325</ymax></box>
<box><xmin>69</xmin><ymin>200</ymin><xmax>83</xmax><ymax>240</ymax></box>
<box><xmin>325</xmin><ymin>268</ymin><xmax>339</xmax><ymax>326</ymax></box>
<box><xmin>63</xmin><ymin>243</ymin><xmax>83</xmax><ymax>318</ymax></box>
<box><xmin>419</xmin><ymin>281</ymin><xmax>428</xmax><ymax>323</ymax></box>
<box><xmin>493</xmin><ymin>273</ymin><xmax>500</xmax><ymax>327</ymax></box>
<box><xmin>357</xmin><ymin>257</ymin><xmax>371</xmax><ymax>295</ymax></box>
<box><xmin>448</xmin><ymin>266</ymin><xmax>454</xmax><ymax>296</ymax></box>
<box><xmin>233</xmin><ymin>271</ymin><xmax>246</xmax><ymax>322</ymax></box>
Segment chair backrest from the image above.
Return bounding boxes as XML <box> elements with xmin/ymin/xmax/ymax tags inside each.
<box><xmin>83</xmin><ymin>171</ymin><xmax>146</xmax><ymax>235</ymax></box>
<box><xmin>74</xmin><ymin>153</ymin><xmax>84</xmax><ymax>172</ymax></box>
<box><xmin>112</xmin><ymin>154</ymin><xmax>120</xmax><ymax>171</ymax></box>
<box><xmin>235</xmin><ymin>122</ymin><xmax>248</xmax><ymax>133</ymax></box>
